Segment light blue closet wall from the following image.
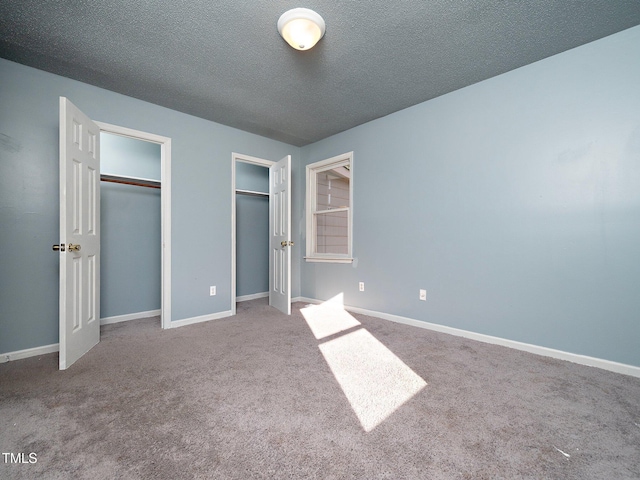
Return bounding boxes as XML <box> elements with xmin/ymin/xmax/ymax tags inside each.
<box><xmin>236</xmin><ymin>161</ymin><xmax>269</xmax><ymax>192</ymax></box>
<box><xmin>299</xmin><ymin>26</ymin><xmax>640</xmax><ymax>367</ymax></box>
<box><xmin>100</xmin><ymin>134</ymin><xmax>161</xmax><ymax>318</ymax></box>
<box><xmin>0</xmin><ymin>58</ymin><xmax>299</xmax><ymax>354</ymax></box>
<box><xmin>101</xmin><ymin>133</ymin><xmax>161</xmax><ymax>180</ymax></box>
<box><xmin>236</xmin><ymin>162</ymin><xmax>269</xmax><ymax>297</ymax></box>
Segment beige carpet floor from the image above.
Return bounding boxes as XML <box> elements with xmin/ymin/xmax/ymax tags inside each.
<box><xmin>1</xmin><ymin>298</ymin><xmax>639</xmax><ymax>479</ymax></box>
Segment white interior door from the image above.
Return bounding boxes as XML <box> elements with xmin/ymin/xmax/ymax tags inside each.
<box><xmin>269</xmin><ymin>155</ymin><xmax>292</xmax><ymax>315</ymax></box>
<box><xmin>57</xmin><ymin>97</ymin><xmax>101</xmax><ymax>369</ymax></box>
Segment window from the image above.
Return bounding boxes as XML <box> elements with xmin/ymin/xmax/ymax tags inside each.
<box><xmin>305</xmin><ymin>152</ymin><xmax>353</xmax><ymax>263</ymax></box>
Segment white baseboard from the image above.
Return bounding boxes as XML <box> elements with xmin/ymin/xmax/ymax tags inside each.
<box><xmin>0</xmin><ymin>343</ymin><xmax>59</xmax><ymax>363</ymax></box>
<box><xmin>6</xmin><ymin>300</ymin><xmax>637</xmax><ymax>378</ymax></box>
<box><xmin>293</xmin><ymin>296</ymin><xmax>317</xmax><ymax>305</ymax></box>
<box><xmin>100</xmin><ymin>309</ymin><xmax>161</xmax><ymax>326</ymax></box>
<box><xmin>294</xmin><ymin>297</ymin><xmax>640</xmax><ymax>379</ymax></box>
<box><xmin>169</xmin><ymin>310</ymin><xmax>233</xmax><ymax>329</ymax></box>
<box><xmin>2</xmin><ymin>309</ymin><xmax>232</xmax><ymax>362</ymax></box>
<box><xmin>1</xmin><ymin>309</ymin><xmax>232</xmax><ymax>362</ymax></box>
<box><xmin>236</xmin><ymin>292</ymin><xmax>269</xmax><ymax>302</ymax></box>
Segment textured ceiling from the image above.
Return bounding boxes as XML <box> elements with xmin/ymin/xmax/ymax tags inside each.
<box><xmin>1</xmin><ymin>1</ymin><xmax>640</xmax><ymax>146</ymax></box>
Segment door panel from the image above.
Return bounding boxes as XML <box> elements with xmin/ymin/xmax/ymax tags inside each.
<box><xmin>58</xmin><ymin>97</ymin><xmax>101</xmax><ymax>369</ymax></box>
<box><xmin>269</xmin><ymin>155</ymin><xmax>291</xmax><ymax>315</ymax></box>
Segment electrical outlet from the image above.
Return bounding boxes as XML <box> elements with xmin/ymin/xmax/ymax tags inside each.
<box><xmin>419</xmin><ymin>289</ymin><xmax>427</xmax><ymax>301</ymax></box>
<box><xmin>359</xmin><ymin>282</ymin><xmax>365</xmax><ymax>292</ymax></box>
<box><xmin>210</xmin><ymin>286</ymin><xmax>216</xmax><ymax>296</ymax></box>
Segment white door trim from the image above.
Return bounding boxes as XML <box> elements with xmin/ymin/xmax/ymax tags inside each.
<box><xmin>96</xmin><ymin>121</ymin><xmax>172</xmax><ymax>329</ymax></box>
<box><xmin>231</xmin><ymin>153</ymin><xmax>274</xmax><ymax>316</ymax></box>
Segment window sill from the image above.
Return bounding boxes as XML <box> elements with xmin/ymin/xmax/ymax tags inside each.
<box><xmin>304</xmin><ymin>257</ymin><xmax>353</xmax><ymax>264</ymax></box>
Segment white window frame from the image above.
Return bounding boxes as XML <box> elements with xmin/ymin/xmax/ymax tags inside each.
<box><xmin>305</xmin><ymin>151</ymin><xmax>353</xmax><ymax>263</ymax></box>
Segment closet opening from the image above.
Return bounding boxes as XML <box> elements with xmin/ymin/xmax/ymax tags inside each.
<box><xmin>231</xmin><ymin>154</ymin><xmax>272</xmax><ymax>315</ymax></box>
<box><xmin>98</xmin><ymin>127</ymin><xmax>170</xmax><ymax>328</ymax></box>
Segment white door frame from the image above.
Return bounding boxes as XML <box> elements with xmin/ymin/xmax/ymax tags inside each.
<box><xmin>96</xmin><ymin>122</ymin><xmax>172</xmax><ymax>329</ymax></box>
<box><xmin>231</xmin><ymin>153</ymin><xmax>274</xmax><ymax>316</ymax></box>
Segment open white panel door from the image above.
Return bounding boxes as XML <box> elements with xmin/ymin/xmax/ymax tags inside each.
<box><xmin>57</xmin><ymin>97</ymin><xmax>100</xmax><ymax>370</ymax></box>
<box><xmin>269</xmin><ymin>155</ymin><xmax>292</xmax><ymax>315</ymax></box>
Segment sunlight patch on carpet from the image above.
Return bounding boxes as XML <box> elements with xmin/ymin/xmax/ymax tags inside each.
<box><xmin>301</xmin><ymin>293</ymin><xmax>360</xmax><ymax>340</ymax></box>
<box><xmin>301</xmin><ymin>298</ymin><xmax>427</xmax><ymax>432</ymax></box>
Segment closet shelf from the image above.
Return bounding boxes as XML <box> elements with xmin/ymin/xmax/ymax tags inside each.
<box><xmin>236</xmin><ymin>189</ymin><xmax>269</xmax><ymax>197</ymax></box>
<box><xmin>101</xmin><ymin>173</ymin><xmax>161</xmax><ymax>189</ymax></box>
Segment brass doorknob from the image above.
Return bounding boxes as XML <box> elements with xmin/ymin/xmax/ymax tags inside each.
<box><xmin>280</xmin><ymin>241</ymin><xmax>294</xmax><ymax>247</ymax></box>
<box><xmin>68</xmin><ymin>243</ymin><xmax>81</xmax><ymax>252</ymax></box>
<box><xmin>52</xmin><ymin>244</ymin><xmax>66</xmax><ymax>252</ymax></box>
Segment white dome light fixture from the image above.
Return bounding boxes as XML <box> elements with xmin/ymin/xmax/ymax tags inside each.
<box><xmin>277</xmin><ymin>8</ymin><xmax>325</xmax><ymax>51</ymax></box>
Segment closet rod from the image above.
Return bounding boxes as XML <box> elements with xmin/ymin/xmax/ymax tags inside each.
<box><xmin>236</xmin><ymin>189</ymin><xmax>268</xmax><ymax>197</ymax></box>
<box><xmin>100</xmin><ymin>173</ymin><xmax>161</xmax><ymax>189</ymax></box>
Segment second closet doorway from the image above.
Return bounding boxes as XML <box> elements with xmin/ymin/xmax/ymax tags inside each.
<box><xmin>232</xmin><ymin>155</ymin><xmax>271</xmax><ymax>313</ymax></box>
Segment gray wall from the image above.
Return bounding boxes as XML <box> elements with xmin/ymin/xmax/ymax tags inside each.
<box><xmin>0</xmin><ymin>58</ymin><xmax>298</xmax><ymax>354</ymax></box>
<box><xmin>236</xmin><ymin>161</ymin><xmax>270</xmax><ymax>297</ymax></box>
<box><xmin>101</xmin><ymin>133</ymin><xmax>161</xmax><ymax>318</ymax></box>
<box><xmin>298</xmin><ymin>26</ymin><xmax>640</xmax><ymax>367</ymax></box>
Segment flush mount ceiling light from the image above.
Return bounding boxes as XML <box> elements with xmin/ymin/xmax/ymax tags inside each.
<box><xmin>277</xmin><ymin>8</ymin><xmax>325</xmax><ymax>51</ymax></box>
